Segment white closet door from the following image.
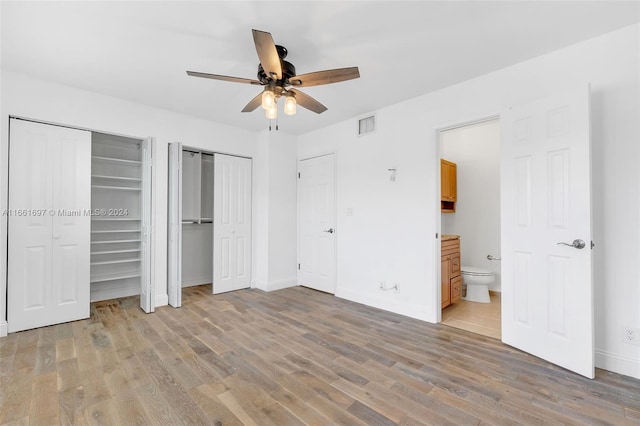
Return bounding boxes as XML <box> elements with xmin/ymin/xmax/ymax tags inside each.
<box><xmin>140</xmin><ymin>137</ymin><xmax>154</xmax><ymax>313</ymax></box>
<box><xmin>167</xmin><ymin>142</ymin><xmax>182</xmax><ymax>307</ymax></box>
<box><xmin>213</xmin><ymin>154</ymin><xmax>252</xmax><ymax>294</ymax></box>
<box><xmin>8</xmin><ymin>119</ymin><xmax>91</xmax><ymax>332</ymax></box>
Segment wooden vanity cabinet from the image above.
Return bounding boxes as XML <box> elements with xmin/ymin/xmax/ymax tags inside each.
<box><xmin>441</xmin><ymin>236</ymin><xmax>462</xmax><ymax>308</ymax></box>
<box><xmin>441</xmin><ymin>159</ymin><xmax>457</xmax><ymax>213</ymax></box>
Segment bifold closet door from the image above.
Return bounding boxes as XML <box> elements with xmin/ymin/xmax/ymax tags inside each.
<box><xmin>213</xmin><ymin>154</ymin><xmax>251</xmax><ymax>294</ymax></box>
<box><xmin>140</xmin><ymin>137</ymin><xmax>154</xmax><ymax>313</ymax></box>
<box><xmin>167</xmin><ymin>142</ymin><xmax>182</xmax><ymax>307</ymax></box>
<box><xmin>8</xmin><ymin>119</ymin><xmax>91</xmax><ymax>332</ymax></box>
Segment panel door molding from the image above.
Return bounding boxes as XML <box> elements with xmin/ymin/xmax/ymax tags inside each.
<box><xmin>8</xmin><ymin>118</ymin><xmax>91</xmax><ymax>332</ymax></box>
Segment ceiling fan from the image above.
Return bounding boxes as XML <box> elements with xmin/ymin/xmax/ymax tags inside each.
<box><xmin>187</xmin><ymin>29</ymin><xmax>360</xmax><ymax>120</ymax></box>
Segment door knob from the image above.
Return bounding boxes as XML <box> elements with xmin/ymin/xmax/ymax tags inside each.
<box><xmin>557</xmin><ymin>239</ymin><xmax>586</xmax><ymax>249</ymax></box>
<box><xmin>323</xmin><ymin>228</ymin><xmax>334</xmax><ymax>234</ymax></box>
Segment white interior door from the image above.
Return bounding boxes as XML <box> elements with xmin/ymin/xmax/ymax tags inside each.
<box><xmin>140</xmin><ymin>137</ymin><xmax>154</xmax><ymax>313</ymax></box>
<box><xmin>167</xmin><ymin>142</ymin><xmax>182</xmax><ymax>307</ymax></box>
<box><xmin>297</xmin><ymin>154</ymin><xmax>336</xmax><ymax>294</ymax></box>
<box><xmin>213</xmin><ymin>154</ymin><xmax>252</xmax><ymax>294</ymax></box>
<box><xmin>501</xmin><ymin>87</ymin><xmax>593</xmax><ymax>378</ymax></box>
<box><xmin>8</xmin><ymin>119</ymin><xmax>91</xmax><ymax>332</ymax></box>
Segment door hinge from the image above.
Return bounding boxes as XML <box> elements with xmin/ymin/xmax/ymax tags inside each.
<box><xmin>591</xmin><ymin>240</ymin><xmax>595</xmax><ymax>249</ymax></box>
<box><xmin>298</xmin><ymin>172</ymin><xmax>300</xmax><ymax>178</ymax></box>
<box><xmin>298</xmin><ymin>263</ymin><xmax>300</xmax><ymax>270</ymax></box>
<box><xmin>436</xmin><ymin>233</ymin><xmax>439</xmax><ymax>239</ymax></box>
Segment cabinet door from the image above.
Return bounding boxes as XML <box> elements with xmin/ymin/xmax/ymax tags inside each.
<box><xmin>451</xmin><ymin>276</ymin><xmax>462</xmax><ymax>304</ymax></box>
<box><xmin>8</xmin><ymin>119</ymin><xmax>91</xmax><ymax>332</ymax></box>
<box><xmin>450</xmin><ymin>253</ymin><xmax>461</xmax><ymax>277</ymax></box>
<box><xmin>441</xmin><ymin>160</ymin><xmax>457</xmax><ymax>201</ymax></box>
<box><xmin>441</xmin><ymin>257</ymin><xmax>451</xmax><ymax>308</ymax></box>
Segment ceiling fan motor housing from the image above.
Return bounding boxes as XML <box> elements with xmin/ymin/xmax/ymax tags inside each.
<box><xmin>257</xmin><ymin>45</ymin><xmax>296</xmax><ymax>85</ymax></box>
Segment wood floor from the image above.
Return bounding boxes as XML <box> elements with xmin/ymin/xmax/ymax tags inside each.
<box><xmin>1</xmin><ymin>285</ymin><xmax>639</xmax><ymax>425</ymax></box>
<box><xmin>441</xmin><ymin>292</ymin><xmax>501</xmax><ymax>340</ymax></box>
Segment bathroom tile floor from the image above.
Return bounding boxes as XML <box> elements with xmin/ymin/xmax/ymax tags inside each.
<box><xmin>442</xmin><ymin>291</ymin><xmax>501</xmax><ymax>339</ymax></box>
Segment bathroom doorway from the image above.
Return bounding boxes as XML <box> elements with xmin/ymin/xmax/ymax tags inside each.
<box><xmin>439</xmin><ymin>118</ymin><xmax>502</xmax><ymax>339</ymax></box>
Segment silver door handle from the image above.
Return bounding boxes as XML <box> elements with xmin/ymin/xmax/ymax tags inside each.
<box><xmin>323</xmin><ymin>228</ymin><xmax>334</xmax><ymax>233</ymax></box>
<box><xmin>557</xmin><ymin>239</ymin><xmax>586</xmax><ymax>249</ymax></box>
<box><xmin>487</xmin><ymin>255</ymin><xmax>501</xmax><ymax>261</ymax></box>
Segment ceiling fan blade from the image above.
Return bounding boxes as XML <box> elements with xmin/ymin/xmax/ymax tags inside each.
<box><xmin>187</xmin><ymin>71</ymin><xmax>262</xmax><ymax>85</ymax></box>
<box><xmin>289</xmin><ymin>67</ymin><xmax>360</xmax><ymax>87</ymax></box>
<box><xmin>252</xmin><ymin>29</ymin><xmax>282</xmax><ymax>81</ymax></box>
<box><xmin>290</xmin><ymin>89</ymin><xmax>327</xmax><ymax>114</ymax></box>
<box><xmin>241</xmin><ymin>92</ymin><xmax>263</xmax><ymax>112</ymax></box>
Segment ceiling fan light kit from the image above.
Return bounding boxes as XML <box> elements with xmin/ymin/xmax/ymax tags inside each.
<box><xmin>187</xmin><ymin>29</ymin><xmax>360</xmax><ymax>129</ymax></box>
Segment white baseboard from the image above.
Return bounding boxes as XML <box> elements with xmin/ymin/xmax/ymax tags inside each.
<box><xmin>0</xmin><ymin>320</ymin><xmax>7</xmax><ymax>337</ymax></box>
<box><xmin>155</xmin><ymin>293</ymin><xmax>169</xmax><ymax>308</ymax></box>
<box><xmin>253</xmin><ymin>278</ymin><xmax>297</xmax><ymax>292</ymax></box>
<box><xmin>595</xmin><ymin>348</ymin><xmax>640</xmax><ymax>380</ymax></box>
<box><xmin>335</xmin><ymin>287</ymin><xmax>435</xmax><ymax>323</ymax></box>
<box><xmin>182</xmin><ymin>277</ymin><xmax>211</xmax><ymax>288</ymax></box>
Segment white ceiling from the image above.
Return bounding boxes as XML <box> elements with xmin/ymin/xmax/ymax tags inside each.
<box><xmin>2</xmin><ymin>1</ymin><xmax>639</xmax><ymax>135</ymax></box>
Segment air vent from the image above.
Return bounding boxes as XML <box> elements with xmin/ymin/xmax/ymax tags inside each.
<box><xmin>358</xmin><ymin>115</ymin><xmax>376</xmax><ymax>136</ymax></box>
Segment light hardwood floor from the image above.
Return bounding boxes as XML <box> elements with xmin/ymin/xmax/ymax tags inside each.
<box><xmin>1</xmin><ymin>285</ymin><xmax>639</xmax><ymax>425</ymax></box>
<box><xmin>442</xmin><ymin>292</ymin><xmax>501</xmax><ymax>340</ymax></box>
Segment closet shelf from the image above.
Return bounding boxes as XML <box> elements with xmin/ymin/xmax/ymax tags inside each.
<box><xmin>92</xmin><ymin>156</ymin><xmax>142</xmax><ymax>166</ymax></box>
<box><xmin>92</xmin><ymin>175</ymin><xmax>142</xmax><ymax>182</ymax></box>
<box><xmin>91</xmin><ymin>249</ymin><xmax>141</xmax><ymax>255</ymax></box>
<box><xmin>91</xmin><ymin>239</ymin><xmax>141</xmax><ymax>244</ymax></box>
<box><xmin>91</xmin><ymin>185</ymin><xmax>141</xmax><ymax>191</ymax></box>
<box><xmin>91</xmin><ymin>230</ymin><xmax>141</xmax><ymax>234</ymax></box>
<box><xmin>91</xmin><ymin>258</ymin><xmax>140</xmax><ymax>266</ymax></box>
<box><xmin>90</xmin><ymin>271</ymin><xmax>141</xmax><ymax>283</ymax></box>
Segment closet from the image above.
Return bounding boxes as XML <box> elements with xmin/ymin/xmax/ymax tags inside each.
<box><xmin>181</xmin><ymin>149</ymin><xmax>214</xmax><ymax>288</ymax></box>
<box><xmin>90</xmin><ymin>132</ymin><xmax>152</xmax><ymax>305</ymax></box>
<box><xmin>7</xmin><ymin>118</ymin><xmax>153</xmax><ymax>333</ymax></box>
<box><xmin>168</xmin><ymin>143</ymin><xmax>252</xmax><ymax>307</ymax></box>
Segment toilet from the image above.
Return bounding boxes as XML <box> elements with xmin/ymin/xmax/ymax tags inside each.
<box><xmin>460</xmin><ymin>266</ymin><xmax>494</xmax><ymax>303</ymax></box>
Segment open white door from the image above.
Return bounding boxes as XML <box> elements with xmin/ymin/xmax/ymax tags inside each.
<box><xmin>213</xmin><ymin>154</ymin><xmax>251</xmax><ymax>294</ymax></box>
<box><xmin>501</xmin><ymin>87</ymin><xmax>593</xmax><ymax>378</ymax></box>
<box><xmin>140</xmin><ymin>137</ymin><xmax>154</xmax><ymax>313</ymax></box>
<box><xmin>8</xmin><ymin>119</ymin><xmax>91</xmax><ymax>332</ymax></box>
<box><xmin>167</xmin><ymin>142</ymin><xmax>182</xmax><ymax>307</ymax></box>
<box><xmin>297</xmin><ymin>154</ymin><xmax>336</xmax><ymax>294</ymax></box>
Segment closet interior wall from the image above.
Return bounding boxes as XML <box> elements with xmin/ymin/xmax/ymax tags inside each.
<box><xmin>90</xmin><ymin>132</ymin><xmax>145</xmax><ymax>301</ymax></box>
<box><xmin>181</xmin><ymin>149</ymin><xmax>214</xmax><ymax>287</ymax></box>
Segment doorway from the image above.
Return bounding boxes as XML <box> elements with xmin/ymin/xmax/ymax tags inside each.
<box><xmin>438</xmin><ymin>119</ymin><xmax>501</xmax><ymax>339</ymax></box>
<box><xmin>167</xmin><ymin>144</ymin><xmax>252</xmax><ymax>307</ymax></box>
<box><xmin>434</xmin><ymin>87</ymin><xmax>595</xmax><ymax>378</ymax></box>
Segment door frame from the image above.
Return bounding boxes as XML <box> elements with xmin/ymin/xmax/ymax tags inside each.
<box><xmin>433</xmin><ymin>114</ymin><xmax>500</xmax><ymax>323</ymax></box>
<box><xmin>296</xmin><ymin>151</ymin><xmax>338</xmax><ymax>294</ymax></box>
<box><xmin>1</xmin><ymin>115</ymin><xmax>156</xmax><ymax>336</ymax></box>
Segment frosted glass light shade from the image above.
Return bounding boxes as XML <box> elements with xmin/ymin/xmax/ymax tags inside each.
<box><xmin>262</xmin><ymin>89</ymin><xmax>275</xmax><ymax>110</ymax></box>
<box><xmin>266</xmin><ymin>103</ymin><xmax>277</xmax><ymax>119</ymax></box>
<box><xmin>284</xmin><ymin>95</ymin><xmax>297</xmax><ymax>115</ymax></box>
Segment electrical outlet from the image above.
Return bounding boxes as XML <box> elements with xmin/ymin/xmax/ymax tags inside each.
<box><xmin>379</xmin><ymin>281</ymin><xmax>386</xmax><ymax>290</ymax></box>
<box><xmin>622</xmin><ymin>327</ymin><xmax>639</xmax><ymax>345</ymax></box>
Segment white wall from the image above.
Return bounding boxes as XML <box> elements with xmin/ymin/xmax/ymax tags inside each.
<box><xmin>0</xmin><ymin>70</ymin><xmax>261</xmax><ymax>333</ymax></box>
<box><xmin>254</xmin><ymin>131</ymin><xmax>298</xmax><ymax>291</ymax></box>
<box><xmin>298</xmin><ymin>24</ymin><xmax>640</xmax><ymax>379</ymax></box>
<box><xmin>441</xmin><ymin>120</ymin><xmax>501</xmax><ymax>291</ymax></box>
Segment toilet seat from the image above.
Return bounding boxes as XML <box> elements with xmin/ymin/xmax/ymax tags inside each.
<box><xmin>461</xmin><ymin>266</ymin><xmax>493</xmax><ymax>276</ymax></box>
